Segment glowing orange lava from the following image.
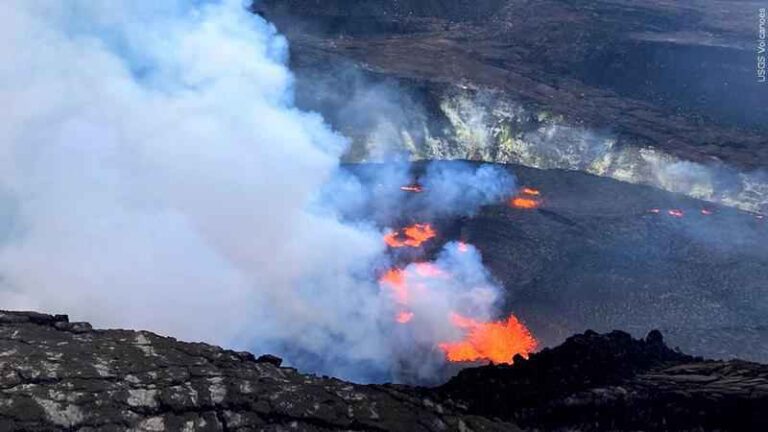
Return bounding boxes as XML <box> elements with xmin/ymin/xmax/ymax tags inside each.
<box><xmin>520</xmin><ymin>187</ymin><xmax>541</xmax><ymax>196</ymax></box>
<box><xmin>511</xmin><ymin>197</ymin><xmax>540</xmax><ymax>209</ymax></box>
<box><xmin>379</xmin><ymin>269</ymin><xmax>408</xmax><ymax>304</ymax></box>
<box><xmin>510</xmin><ymin>187</ymin><xmax>543</xmax><ymax>209</ymax></box>
<box><xmin>458</xmin><ymin>242</ymin><xmax>470</xmax><ymax>253</ymax></box>
<box><xmin>400</xmin><ymin>184</ymin><xmax>424</xmax><ymax>193</ymax></box>
<box><xmin>396</xmin><ymin>311</ymin><xmax>415</xmax><ymax>324</ymax></box>
<box><xmin>668</xmin><ymin>209</ymin><xmax>684</xmax><ymax>218</ymax></box>
<box><xmin>414</xmin><ymin>263</ymin><xmax>446</xmax><ymax>278</ymax></box>
<box><xmin>439</xmin><ymin>313</ymin><xmax>538</xmax><ymax>364</ymax></box>
<box><xmin>384</xmin><ymin>224</ymin><xmax>437</xmax><ymax>248</ymax></box>
<box><xmin>701</xmin><ymin>209</ymin><xmax>714</xmax><ymax>216</ymax></box>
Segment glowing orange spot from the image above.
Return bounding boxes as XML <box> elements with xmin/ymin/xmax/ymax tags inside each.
<box><xmin>701</xmin><ymin>209</ymin><xmax>714</xmax><ymax>216</ymax></box>
<box><xmin>396</xmin><ymin>311</ymin><xmax>414</xmax><ymax>324</ymax></box>
<box><xmin>384</xmin><ymin>224</ymin><xmax>437</xmax><ymax>248</ymax></box>
<box><xmin>520</xmin><ymin>187</ymin><xmax>541</xmax><ymax>196</ymax></box>
<box><xmin>458</xmin><ymin>242</ymin><xmax>470</xmax><ymax>253</ymax></box>
<box><xmin>383</xmin><ymin>232</ymin><xmax>402</xmax><ymax>248</ymax></box>
<box><xmin>400</xmin><ymin>184</ymin><xmax>424</xmax><ymax>193</ymax></box>
<box><xmin>413</xmin><ymin>263</ymin><xmax>446</xmax><ymax>278</ymax></box>
<box><xmin>510</xmin><ymin>197</ymin><xmax>540</xmax><ymax>209</ymax></box>
<box><xmin>379</xmin><ymin>269</ymin><xmax>408</xmax><ymax>304</ymax></box>
<box><xmin>668</xmin><ymin>209</ymin><xmax>684</xmax><ymax>218</ymax></box>
<box><xmin>439</xmin><ymin>313</ymin><xmax>538</xmax><ymax>364</ymax></box>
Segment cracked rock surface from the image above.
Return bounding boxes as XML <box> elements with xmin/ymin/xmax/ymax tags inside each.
<box><xmin>438</xmin><ymin>330</ymin><xmax>768</xmax><ymax>431</ymax></box>
<box><xmin>0</xmin><ymin>311</ymin><xmax>513</xmax><ymax>431</ymax></box>
<box><xmin>255</xmin><ymin>0</ymin><xmax>768</xmax><ymax>170</ymax></box>
<box><xmin>2</xmin><ymin>310</ymin><xmax>767</xmax><ymax>431</ymax></box>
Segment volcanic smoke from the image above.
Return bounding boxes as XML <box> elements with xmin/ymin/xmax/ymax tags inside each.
<box><xmin>380</xmin><ymin>224</ymin><xmax>538</xmax><ymax>365</ymax></box>
<box><xmin>439</xmin><ymin>313</ymin><xmax>538</xmax><ymax>363</ymax></box>
<box><xmin>0</xmin><ymin>0</ymin><xmax>534</xmax><ymax>382</ymax></box>
<box><xmin>384</xmin><ymin>224</ymin><xmax>437</xmax><ymax>248</ymax></box>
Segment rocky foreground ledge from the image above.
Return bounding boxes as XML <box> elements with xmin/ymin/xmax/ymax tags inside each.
<box><xmin>0</xmin><ymin>311</ymin><xmax>766</xmax><ymax>431</ymax></box>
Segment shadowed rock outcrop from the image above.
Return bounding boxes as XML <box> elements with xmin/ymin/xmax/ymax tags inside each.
<box><xmin>2</xmin><ymin>311</ymin><xmax>767</xmax><ymax>431</ymax></box>
<box><xmin>437</xmin><ymin>330</ymin><xmax>768</xmax><ymax>431</ymax></box>
<box><xmin>255</xmin><ymin>0</ymin><xmax>768</xmax><ymax>170</ymax></box>
<box><xmin>0</xmin><ymin>311</ymin><xmax>513</xmax><ymax>431</ymax></box>
<box><xmin>348</xmin><ymin>161</ymin><xmax>768</xmax><ymax>364</ymax></box>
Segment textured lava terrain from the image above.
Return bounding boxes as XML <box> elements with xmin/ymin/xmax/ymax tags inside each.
<box><xmin>348</xmin><ymin>161</ymin><xmax>768</xmax><ymax>363</ymax></box>
<box><xmin>0</xmin><ymin>311</ymin><xmax>513</xmax><ymax>432</ymax></box>
<box><xmin>2</xmin><ymin>311</ymin><xmax>767</xmax><ymax>431</ymax></box>
<box><xmin>255</xmin><ymin>0</ymin><xmax>768</xmax><ymax>169</ymax></box>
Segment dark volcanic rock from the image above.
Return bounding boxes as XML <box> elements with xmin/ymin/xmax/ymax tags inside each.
<box><xmin>0</xmin><ymin>311</ymin><xmax>513</xmax><ymax>431</ymax></box>
<box><xmin>348</xmin><ymin>161</ymin><xmax>768</xmax><ymax>364</ymax></box>
<box><xmin>255</xmin><ymin>0</ymin><xmax>768</xmax><ymax>170</ymax></box>
<box><xmin>2</xmin><ymin>311</ymin><xmax>767</xmax><ymax>431</ymax></box>
<box><xmin>437</xmin><ymin>330</ymin><xmax>768</xmax><ymax>431</ymax></box>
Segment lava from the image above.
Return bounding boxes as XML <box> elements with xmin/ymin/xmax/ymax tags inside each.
<box><xmin>520</xmin><ymin>187</ymin><xmax>541</xmax><ymax>196</ymax></box>
<box><xmin>384</xmin><ymin>224</ymin><xmax>437</xmax><ymax>248</ymax></box>
<box><xmin>396</xmin><ymin>311</ymin><xmax>415</xmax><ymax>324</ymax></box>
<box><xmin>400</xmin><ymin>184</ymin><xmax>424</xmax><ymax>193</ymax></box>
<box><xmin>458</xmin><ymin>242</ymin><xmax>470</xmax><ymax>253</ymax></box>
<box><xmin>413</xmin><ymin>262</ymin><xmax>447</xmax><ymax>278</ymax></box>
<box><xmin>668</xmin><ymin>209</ymin><xmax>685</xmax><ymax>218</ymax></box>
<box><xmin>510</xmin><ymin>187</ymin><xmax>542</xmax><ymax>209</ymax></box>
<box><xmin>511</xmin><ymin>197</ymin><xmax>540</xmax><ymax>209</ymax></box>
<box><xmin>439</xmin><ymin>313</ymin><xmax>538</xmax><ymax>364</ymax></box>
<box><xmin>701</xmin><ymin>208</ymin><xmax>714</xmax><ymax>216</ymax></box>
<box><xmin>379</xmin><ymin>269</ymin><xmax>408</xmax><ymax>304</ymax></box>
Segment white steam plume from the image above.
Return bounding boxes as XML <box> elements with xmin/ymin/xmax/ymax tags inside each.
<box><xmin>0</xmin><ymin>1</ymin><xmax>519</xmax><ymax>382</ymax></box>
<box><xmin>0</xmin><ymin>0</ymin><xmax>392</xmax><ymax>380</ymax></box>
<box><xmin>322</xmin><ymin>161</ymin><xmax>517</xmax><ymax>225</ymax></box>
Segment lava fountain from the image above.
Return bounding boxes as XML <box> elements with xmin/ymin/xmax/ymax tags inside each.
<box><xmin>439</xmin><ymin>313</ymin><xmax>538</xmax><ymax>364</ymax></box>
<box><xmin>384</xmin><ymin>224</ymin><xmax>437</xmax><ymax>248</ymax></box>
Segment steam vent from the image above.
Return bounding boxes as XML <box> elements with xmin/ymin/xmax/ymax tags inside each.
<box><xmin>2</xmin><ymin>0</ymin><xmax>768</xmax><ymax>431</ymax></box>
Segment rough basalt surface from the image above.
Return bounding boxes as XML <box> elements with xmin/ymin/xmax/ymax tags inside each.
<box><xmin>349</xmin><ymin>161</ymin><xmax>768</xmax><ymax>364</ymax></box>
<box><xmin>2</xmin><ymin>310</ymin><xmax>768</xmax><ymax>431</ymax></box>
<box><xmin>438</xmin><ymin>330</ymin><xmax>768</xmax><ymax>431</ymax></box>
<box><xmin>0</xmin><ymin>311</ymin><xmax>513</xmax><ymax>431</ymax></box>
<box><xmin>255</xmin><ymin>0</ymin><xmax>768</xmax><ymax>169</ymax></box>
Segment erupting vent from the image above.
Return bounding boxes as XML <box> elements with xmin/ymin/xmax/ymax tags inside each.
<box><xmin>510</xmin><ymin>186</ymin><xmax>542</xmax><ymax>210</ymax></box>
<box><xmin>384</xmin><ymin>224</ymin><xmax>437</xmax><ymax>248</ymax></box>
<box><xmin>380</xmin><ymin>216</ymin><xmax>538</xmax><ymax>365</ymax></box>
<box><xmin>439</xmin><ymin>313</ymin><xmax>538</xmax><ymax>363</ymax></box>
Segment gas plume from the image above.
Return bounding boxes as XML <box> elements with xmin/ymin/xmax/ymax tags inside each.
<box><xmin>0</xmin><ymin>0</ymin><xmax>525</xmax><ymax>382</ymax></box>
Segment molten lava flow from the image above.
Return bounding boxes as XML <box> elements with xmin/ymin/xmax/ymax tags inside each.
<box><xmin>520</xmin><ymin>187</ymin><xmax>541</xmax><ymax>196</ymax></box>
<box><xmin>701</xmin><ymin>208</ymin><xmax>714</xmax><ymax>216</ymax></box>
<box><xmin>458</xmin><ymin>242</ymin><xmax>470</xmax><ymax>253</ymax></box>
<box><xmin>668</xmin><ymin>209</ymin><xmax>685</xmax><ymax>218</ymax></box>
<box><xmin>396</xmin><ymin>311</ymin><xmax>414</xmax><ymax>324</ymax></box>
<box><xmin>511</xmin><ymin>197</ymin><xmax>540</xmax><ymax>209</ymax></box>
<box><xmin>384</xmin><ymin>224</ymin><xmax>437</xmax><ymax>248</ymax></box>
<box><xmin>379</xmin><ymin>269</ymin><xmax>408</xmax><ymax>304</ymax></box>
<box><xmin>510</xmin><ymin>187</ymin><xmax>543</xmax><ymax>209</ymax></box>
<box><xmin>413</xmin><ymin>262</ymin><xmax>446</xmax><ymax>278</ymax></box>
<box><xmin>400</xmin><ymin>184</ymin><xmax>424</xmax><ymax>193</ymax></box>
<box><xmin>439</xmin><ymin>313</ymin><xmax>538</xmax><ymax>364</ymax></box>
